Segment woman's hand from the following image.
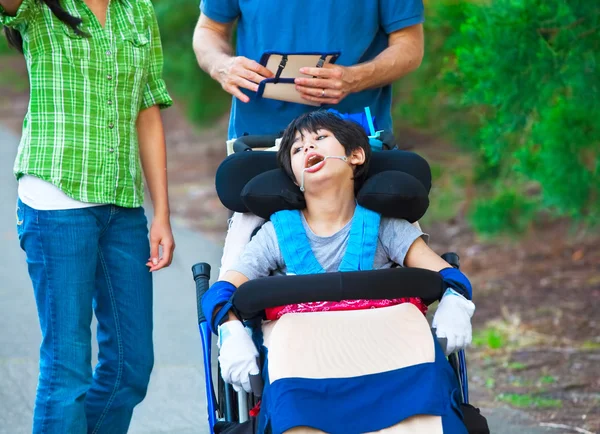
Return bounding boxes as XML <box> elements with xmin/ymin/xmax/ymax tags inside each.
<box><xmin>146</xmin><ymin>216</ymin><xmax>175</xmax><ymax>272</ymax></box>
<box><xmin>294</xmin><ymin>63</ymin><xmax>359</xmax><ymax>105</ymax></box>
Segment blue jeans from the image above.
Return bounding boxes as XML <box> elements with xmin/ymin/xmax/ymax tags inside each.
<box><xmin>16</xmin><ymin>199</ymin><xmax>154</xmax><ymax>434</ymax></box>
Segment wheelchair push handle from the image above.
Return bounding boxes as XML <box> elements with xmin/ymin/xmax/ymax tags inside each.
<box><xmin>192</xmin><ymin>263</ymin><xmax>211</xmax><ymax>325</ymax></box>
<box><xmin>233</xmin><ymin>134</ymin><xmax>280</xmax><ymax>152</ymax></box>
<box><xmin>441</xmin><ymin>252</ymin><xmax>460</xmax><ymax>269</ymax></box>
<box><xmin>249</xmin><ymin>357</ymin><xmax>264</xmax><ymax>398</ymax></box>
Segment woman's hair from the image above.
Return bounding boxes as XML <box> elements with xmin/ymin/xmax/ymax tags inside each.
<box><xmin>277</xmin><ymin>110</ymin><xmax>372</xmax><ymax>191</ymax></box>
<box><xmin>4</xmin><ymin>0</ymin><xmax>86</xmax><ymax>53</ymax></box>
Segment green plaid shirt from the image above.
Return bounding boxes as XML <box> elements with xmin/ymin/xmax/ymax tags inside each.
<box><xmin>0</xmin><ymin>0</ymin><xmax>172</xmax><ymax>207</ymax></box>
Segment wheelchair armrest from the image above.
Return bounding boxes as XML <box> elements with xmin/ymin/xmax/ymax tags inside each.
<box><xmin>232</xmin><ymin>267</ymin><xmax>444</xmax><ymax>319</ymax></box>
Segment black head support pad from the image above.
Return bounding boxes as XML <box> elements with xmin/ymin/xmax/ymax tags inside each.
<box><xmin>215</xmin><ymin>149</ymin><xmax>431</xmax><ymax>222</ymax></box>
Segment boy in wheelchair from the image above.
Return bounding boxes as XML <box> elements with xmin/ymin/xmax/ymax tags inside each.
<box><xmin>202</xmin><ymin>111</ymin><xmax>476</xmax><ymax>433</ymax></box>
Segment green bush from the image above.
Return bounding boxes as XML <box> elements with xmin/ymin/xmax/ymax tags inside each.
<box><xmin>470</xmin><ymin>189</ymin><xmax>538</xmax><ymax>236</ymax></box>
<box><xmin>394</xmin><ymin>1</ymin><xmax>479</xmax><ymax>149</ymax></box>
<box><xmin>153</xmin><ymin>0</ymin><xmax>230</xmax><ymax>125</ymax></box>
<box><xmin>395</xmin><ymin>0</ymin><xmax>599</xmax><ymax>234</ymax></box>
<box><xmin>453</xmin><ymin>0</ymin><xmax>599</xmax><ymax>221</ymax></box>
<box><xmin>0</xmin><ymin>27</ymin><xmax>12</xmax><ymax>54</ymax></box>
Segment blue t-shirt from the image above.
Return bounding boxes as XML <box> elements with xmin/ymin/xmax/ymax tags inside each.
<box><xmin>200</xmin><ymin>0</ymin><xmax>424</xmax><ymax>139</ymax></box>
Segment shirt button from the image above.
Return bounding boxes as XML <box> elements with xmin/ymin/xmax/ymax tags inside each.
<box><xmin>108</xmin><ymin>147</ymin><xmax>115</xmax><ymax>153</ymax></box>
<box><xmin>107</xmin><ymin>74</ymin><xmax>113</xmax><ymax>81</ymax></box>
<box><xmin>107</xmin><ymin>100</ymin><xmax>113</xmax><ymax>106</ymax></box>
<box><xmin>106</xmin><ymin>50</ymin><xmax>112</xmax><ymax>56</ymax></box>
<box><xmin>108</xmin><ymin>123</ymin><xmax>114</xmax><ymax>129</ymax></box>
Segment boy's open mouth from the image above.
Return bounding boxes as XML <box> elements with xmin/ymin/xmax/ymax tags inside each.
<box><xmin>305</xmin><ymin>153</ymin><xmax>325</xmax><ymax>169</ymax></box>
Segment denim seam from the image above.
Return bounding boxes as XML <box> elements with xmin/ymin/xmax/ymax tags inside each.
<box><xmin>97</xmin><ymin>207</ymin><xmax>113</xmax><ymax>238</ymax></box>
<box><xmin>91</xmin><ymin>249</ymin><xmax>125</xmax><ymax>434</ymax></box>
<box><xmin>36</xmin><ymin>211</ymin><xmax>57</xmax><ymax>434</ymax></box>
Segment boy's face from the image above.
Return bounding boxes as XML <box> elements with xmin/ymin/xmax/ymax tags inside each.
<box><xmin>289</xmin><ymin>129</ymin><xmax>365</xmax><ymax>192</ymax></box>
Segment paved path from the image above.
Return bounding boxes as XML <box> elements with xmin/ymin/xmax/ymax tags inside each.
<box><xmin>0</xmin><ymin>127</ymin><xmax>560</xmax><ymax>433</ymax></box>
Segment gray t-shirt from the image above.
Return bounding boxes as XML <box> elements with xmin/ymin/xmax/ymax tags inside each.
<box><xmin>233</xmin><ymin>214</ymin><xmax>428</xmax><ymax>280</ymax></box>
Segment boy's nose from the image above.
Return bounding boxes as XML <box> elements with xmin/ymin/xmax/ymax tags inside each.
<box><xmin>303</xmin><ymin>143</ymin><xmax>316</xmax><ymax>153</ymax></box>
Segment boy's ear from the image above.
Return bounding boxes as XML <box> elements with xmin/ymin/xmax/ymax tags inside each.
<box><xmin>348</xmin><ymin>147</ymin><xmax>366</xmax><ymax>167</ymax></box>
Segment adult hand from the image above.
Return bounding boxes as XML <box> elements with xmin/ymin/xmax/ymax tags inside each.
<box><xmin>146</xmin><ymin>217</ymin><xmax>175</xmax><ymax>272</ymax></box>
<box><xmin>432</xmin><ymin>288</ymin><xmax>476</xmax><ymax>355</ymax></box>
<box><xmin>215</xmin><ymin>56</ymin><xmax>274</xmax><ymax>103</ymax></box>
<box><xmin>294</xmin><ymin>63</ymin><xmax>358</xmax><ymax>105</ymax></box>
<box><xmin>218</xmin><ymin>320</ymin><xmax>260</xmax><ymax>393</ymax></box>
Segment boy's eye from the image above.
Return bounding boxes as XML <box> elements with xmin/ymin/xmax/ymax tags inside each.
<box><xmin>316</xmin><ymin>135</ymin><xmax>327</xmax><ymax>140</ymax></box>
<box><xmin>292</xmin><ymin>147</ymin><xmax>302</xmax><ymax>154</ymax></box>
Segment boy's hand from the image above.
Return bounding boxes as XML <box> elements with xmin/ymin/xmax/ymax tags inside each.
<box><xmin>432</xmin><ymin>289</ymin><xmax>475</xmax><ymax>355</ymax></box>
<box><xmin>218</xmin><ymin>321</ymin><xmax>259</xmax><ymax>393</ymax></box>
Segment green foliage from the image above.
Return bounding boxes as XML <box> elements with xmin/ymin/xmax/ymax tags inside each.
<box><xmin>0</xmin><ymin>66</ymin><xmax>29</xmax><ymax>90</ymax></box>
<box><xmin>497</xmin><ymin>393</ymin><xmax>562</xmax><ymax>409</ymax></box>
<box><xmin>538</xmin><ymin>375</ymin><xmax>557</xmax><ymax>385</ymax></box>
<box><xmin>506</xmin><ymin>362</ymin><xmax>526</xmax><ymax>371</ymax></box>
<box><xmin>580</xmin><ymin>340</ymin><xmax>600</xmax><ymax>350</ymax></box>
<box><xmin>470</xmin><ymin>189</ymin><xmax>538</xmax><ymax>236</ymax></box>
<box><xmin>420</xmin><ymin>162</ymin><xmax>466</xmax><ymax>225</ymax></box>
<box><xmin>472</xmin><ymin>327</ymin><xmax>507</xmax><ymax>349</ymax></box>
<box><xmin>452</xmin><ymin>0</ymin><xmax>599</xmax><ymax>222</ymax></box>
<box><xmin>394</xmin><ymin>0</ymin><xmax>476</xmax><ymax>146</ymax></box>
<box><xmin>395</xmin><ymin>0</ymin><xmax>600</xmax><ymax>234</ymax></box>
<box><xmin>153</xmin><ymin>0</ymin><xmax>230</xmax><ymax>125</ymax></box>
<box><xmin>0</xmin><ymin>27</ymin><xmax>12</xmax><ymax>55</ymax></box>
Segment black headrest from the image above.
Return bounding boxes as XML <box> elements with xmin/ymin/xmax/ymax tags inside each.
<box><xmin>215</xmin><ymin>150</ymin><xmax>431</xmax><ymax>222</ymax></box>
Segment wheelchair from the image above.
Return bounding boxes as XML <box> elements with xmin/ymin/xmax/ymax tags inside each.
<box><xmin>192</xmin><ymin>128</ymin><xmax>489</xmax><ymax>434</ymax></box>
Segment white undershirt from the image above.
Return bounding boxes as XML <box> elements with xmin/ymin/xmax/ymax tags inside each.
<box><xmin>18</xmin><ymin>175</ymin><xmax>104</xmax><ymax>210</ymax></box>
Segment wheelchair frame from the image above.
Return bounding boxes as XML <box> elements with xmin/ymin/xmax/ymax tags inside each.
<box><xmin>193</xmin><ymin>132</ymin><xmax>471</xmax><ymax>433</ymax></box>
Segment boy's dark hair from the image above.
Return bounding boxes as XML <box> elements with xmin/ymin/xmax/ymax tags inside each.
<box><xmin>277</xmin><ymin>110</ymin><xmax>372</xmax><ymax>191</ymax></box>
<box><xmin>4</xmin><ymin>0</ymin><xmax>87</xmax><ymax>53</ymax></box>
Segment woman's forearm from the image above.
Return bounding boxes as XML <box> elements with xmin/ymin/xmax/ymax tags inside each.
<box><xmin>137</xmin><ymin>105</ymin><xmax>170</xmax><ymax>219</ymax></box>
<box><xmin>0</xmin><ymin>0</ymin><xmax>24</xmax><ymax>15</ymax></box>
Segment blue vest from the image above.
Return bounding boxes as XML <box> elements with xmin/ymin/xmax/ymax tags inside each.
<box><xmin>270</xmin><ymin>204</ymin><xmax>381</xmax><ymax>275</ymax></box>
<box><xmin>258</xmin><ymin>206</ymin><xmax>467</xmax><ymax>434</ymax></box>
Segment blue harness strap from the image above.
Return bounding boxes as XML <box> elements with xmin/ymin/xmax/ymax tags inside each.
<box><xmin>270</xmin><ymin>204</ymin><xmax>381</xmax><ymax>275</ymax></box>
<box><xmin>262</xmin><ymin>206</ymin><xmax>467</xmax><ymax>433</ymax></box>
<box><xmin>339</xmin><ymin>205</ymin><xmax>380</xmax><ymax>272</ymax></box>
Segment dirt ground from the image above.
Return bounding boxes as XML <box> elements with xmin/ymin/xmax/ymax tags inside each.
<box><xmin>1</xmin><ymin>55</ymin><xmax>599</xmax><ymax>433</ymax></box>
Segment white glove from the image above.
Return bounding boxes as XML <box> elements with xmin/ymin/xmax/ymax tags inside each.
<box><xmin>432</xmin><ymin>288</ymin><xmax>476</xmax><ymax>356</ymax></box>
<box><xmin>217</xmin><ymin>320</ymin><xmax>260</xmax><ymax>393</ymax></box>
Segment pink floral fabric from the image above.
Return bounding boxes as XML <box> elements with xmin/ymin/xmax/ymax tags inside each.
<box><xmin>265</xmin><ymin>297</ymin><xmax>427</xmax><ymax>320</ymax></box>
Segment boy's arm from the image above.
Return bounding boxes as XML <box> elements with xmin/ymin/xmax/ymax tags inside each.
<box><xmin>405</xmin><ymin>237</ymin><xmax>472</xmax><ymax>299</ymax></box>
<box><xmin>404</xmin><ymin>237</ymin><xmax>452</xmax><ymax>271</ymax></box>
<box><xmin>221</xmin><ymin>269</ymin><xmax>249</xmax><ymax>288</ymax></box>
<box><xmin>204</xmin><ymin>222</ymin><xmax>282</xmax><ymax>329</ymax></box>
<box><xmin>218</xmin><ymin>270</ymin><xmax>248</xmax><ymax>324</ymax></box>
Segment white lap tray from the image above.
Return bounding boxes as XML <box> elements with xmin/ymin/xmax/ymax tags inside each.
<box><xmin>262</xmin><ymin>303</ymin><xmax>444</xmax><ymax>433</ymax></box>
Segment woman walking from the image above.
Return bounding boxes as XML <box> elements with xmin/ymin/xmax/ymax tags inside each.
<box><xmin>0</xmin><ymin>0</ymin><xmax>174</xmax><ymax>432</ymax></box>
